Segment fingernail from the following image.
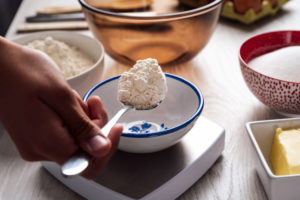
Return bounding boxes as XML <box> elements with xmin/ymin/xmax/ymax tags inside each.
<box><xmin>88</xmin><ymin>135</ymin><xmax>109</xmax><ymax>152</ymax></box>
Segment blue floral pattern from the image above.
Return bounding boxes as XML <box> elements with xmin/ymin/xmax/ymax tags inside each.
<box><xmin>128</xmin><ymin>121</ymin><xmax>168</xmax><ymax>133</ymax></box>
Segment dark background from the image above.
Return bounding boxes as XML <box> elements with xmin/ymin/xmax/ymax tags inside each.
<box><xmin>0</xmin><ymin>0</ymin><xmax>22</xmax><ymax>36</ymax></box>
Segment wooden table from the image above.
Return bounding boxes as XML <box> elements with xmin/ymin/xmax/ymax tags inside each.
<box><xmin>1</xmin><ymin>0</ymin><xmax>300</xmax><ymax>199</ymax></box>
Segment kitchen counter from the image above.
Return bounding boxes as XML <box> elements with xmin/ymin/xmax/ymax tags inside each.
<box><xmin>1</xmin><ymin>0</ymin><xmax>300</xmax><ymax>199</ymax></box>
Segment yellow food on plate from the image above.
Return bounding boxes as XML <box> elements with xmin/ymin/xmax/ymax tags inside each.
<box><xmin>270</xmin><ymin>128</ymin><xmax>300</xmax><ymax>176</ymax></box>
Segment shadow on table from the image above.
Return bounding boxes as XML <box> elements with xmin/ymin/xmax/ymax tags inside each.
<box><xmin>0</xmin><ymin>126</ymin><xmax>21</xmax><ymax>160</ymax></box>
<box><xmin>254</xmin><ymin>170</ymin><xmax>269</xmax><ymax>199</ymax></box>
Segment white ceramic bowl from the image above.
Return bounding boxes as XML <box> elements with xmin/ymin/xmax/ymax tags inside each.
<box><xmin>246</xmin><ymin>118</ymin><xmax>300</xmax><ymax>200</ymax></box>
<box><xmin>11</xmin><ymin>31</ymin><xmax>105</xmax><ymax>97</ymax></box>
<box><xmin>84</xmin><ymin>73</ymin><xmax>204</xmax><ymax>153</ymax></box>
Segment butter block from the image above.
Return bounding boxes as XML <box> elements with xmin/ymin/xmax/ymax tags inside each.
<box><xmin>270</xmin><ymin>128</ymin><xmax>300</xmax><ymax>176</ymax></box>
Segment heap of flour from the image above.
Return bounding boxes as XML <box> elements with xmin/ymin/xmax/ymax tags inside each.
<box><xmin>26</xmin><ymin>37</ymin><xmax>94</xmax><ymax>79</ymax></box>
<box><xmin>118</xmin><ymin>58</ymin><xmax>167</xmax><ymax>110</ymax></box>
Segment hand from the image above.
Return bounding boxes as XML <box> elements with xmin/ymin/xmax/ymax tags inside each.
<box><xmin>75</xmin><ymin>95</ymin><xmax>123</xmax><ymax>178</ymax></box>
<box><xmin>0</xmin><ymin>37</ymin><xmax>123</xmax><ymax>179</ymax></box>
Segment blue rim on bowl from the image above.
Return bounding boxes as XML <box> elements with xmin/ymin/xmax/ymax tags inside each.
<box><xmin>83</xmin><ymin>73</ymin><xmax>204</xmax><ymax>138</ymax></box>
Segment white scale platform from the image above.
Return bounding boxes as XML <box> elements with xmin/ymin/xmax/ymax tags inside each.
<box><xmin>43</xmin><ymin>116</ymin><xmax>225</xmax><ymax>200</ymax></box>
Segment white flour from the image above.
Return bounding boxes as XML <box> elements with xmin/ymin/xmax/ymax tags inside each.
<box><xmin>249</xmin><ymin>46</ymin><xmax>300</xmax><ymax>82</ymax></box>
<box><xmin>26</xmin><ymin>37</ymin><xmax>94</xmax><ymax>79</ymax></box>
<box><xmin>118</xmin><ymin>58</ymin><xmax>167</xmax><ymax>109</ymax></box>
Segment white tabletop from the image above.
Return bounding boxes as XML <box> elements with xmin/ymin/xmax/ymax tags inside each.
<box><xmin>2</xmin><ymin>0</ymin><xmax>300</xmax><ymax>199</ymax></box>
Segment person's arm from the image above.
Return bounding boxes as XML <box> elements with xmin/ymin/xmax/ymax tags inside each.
<box><xmin>0</xmin><ymin>37</ymin><xmax>122</xmax><ymax>178</ymax></box>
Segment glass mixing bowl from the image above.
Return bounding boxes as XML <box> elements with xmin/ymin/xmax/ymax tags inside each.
<box><xmin>79</xmin><ymin>0</ymin><xmax>223</xmax><ymax>65</ymax></box>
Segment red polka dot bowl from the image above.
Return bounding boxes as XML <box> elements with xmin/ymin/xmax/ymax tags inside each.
<box><xmin>239</xmin><ymin>31</ymin><xmax>300</xmax><ymax>117</ymax></box>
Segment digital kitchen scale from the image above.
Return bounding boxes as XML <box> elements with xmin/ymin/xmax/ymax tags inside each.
<box><xmin>43</xmin><ymin>116</ymin><xmax>225</xmax><ymax>200</ymax></box>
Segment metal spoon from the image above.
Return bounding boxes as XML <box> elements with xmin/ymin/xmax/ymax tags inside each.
<box><xmin>61</xmin><ymin>105</ymin><xmax>132</xmax><ymax>177</ymax></box>
<box><xmin>60</xmin><ymin>102</ymin><xmax>160</xmax><ymax>177</ymax></box>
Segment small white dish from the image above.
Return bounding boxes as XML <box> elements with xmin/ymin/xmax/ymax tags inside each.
<box><xmin>11</xmin><ymin>31</ymin><xmax>105</xmax><ymax>97</ymax></box>
<box><xmin>246</xmin><ymin>118</ymin><xmax>300</xmax><ymax>200</ymax></box>
<box><xmin>84</xmin><ymin>73</ymin><xmax>204</xmax><ymax>153</ymax></box>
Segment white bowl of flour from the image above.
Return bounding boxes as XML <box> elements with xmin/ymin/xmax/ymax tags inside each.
<box><xmin>12</xmin><ymin>31</ymin><xmax>105</xmax><ymax>97</ymax></box>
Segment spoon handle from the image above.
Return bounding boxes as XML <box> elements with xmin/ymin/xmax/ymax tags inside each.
<box><xmin>101</xmin><ymin>106</ymin><xmax>131</xmax><ymax>137</ymax></box>
<box><xmin>61</xmin><ymin>106</ymin><xmax>131</xmax><ymax>177</ymax></box>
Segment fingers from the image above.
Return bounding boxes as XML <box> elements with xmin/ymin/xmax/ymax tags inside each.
<box><xmin>74</xmin><ymin>97</ymin><xmax>122</xmax><ymax>179</ymax></box>
<box><xmin>72</xmin><ymin>91</ymin><xmax>108</xmax><ymax>128</ymax></box>
<box><xmin>72</xmin><ymin>89</ymin><xmax>89</xmax><ymax>115</ymax></box>
<box><xmin>9</xmin><ymin>89</ymin><xmax>122</xmax><ymax>179</ymax></box>
<box><xmin>72</xmin><ymin>91</ymin><xmax>108</xmax><ymax>129</ymax></box>
<box><xmin>81</xmin><ymin>124</ymin><xmax>123</xmax><ymax>179</ymax></box>
<box><xmin>87</xmin><ymin>96</ymin><xmax>108</xmax><ymax>128</ymax></box>
<box><xmin>74</xmin><ymin>95</ymin><xmax>111</xmax><ymax>157</ymax></box>
<box><xmin>41</xmin><ymin>87</ymin><xmax>111</xmax><ymax>158</ymax></box>
<box><xmin>107</xmin><ymin>124</ymin><xmax>123</xmax><ymax>152</ymax></box>
<box><xmin>39</xmin><ymin>85</ymin><xmax>121</xmax><ymax>178</ymax></box>
<box><xmin>76</xmin><ymin>96</ymin><xmax>112</xmax><ymax>158</ymax></box>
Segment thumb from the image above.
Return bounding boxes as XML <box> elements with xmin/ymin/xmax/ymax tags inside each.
<box><xmin>65</xmin><ymin>116</ymin><xmax>112</xmax><ymax>158</ymax></box>
<box><xmin>77</xmin><ymin>125</ymin><xmax>112</xmax><ymax>158</ymax></box>
<box><xmin>74</xmin><ymin>96</ymin><xmax>112</xmax><ymax>158</ymax></box>
<box><xmin>80</xmin><ymin>124</ymin><xmax>123</xmax><ymax>179</ymax></box>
